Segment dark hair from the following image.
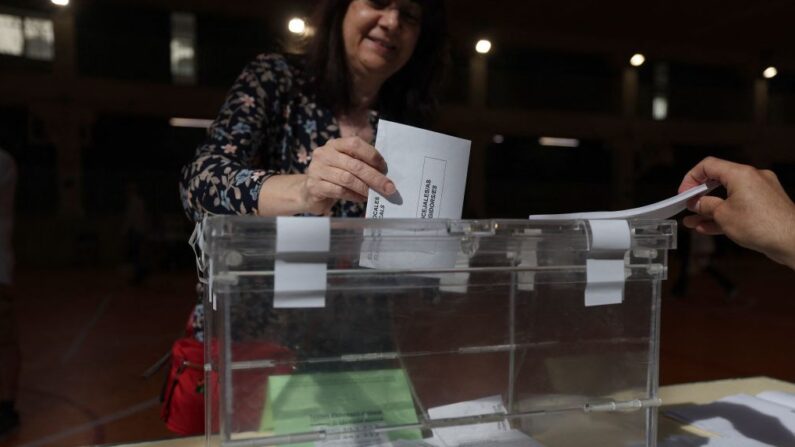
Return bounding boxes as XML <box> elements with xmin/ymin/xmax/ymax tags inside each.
<box><xmin>304</xmin><ymin>0</ymin><xmax>448</xmax><ymax>125</ymax></box>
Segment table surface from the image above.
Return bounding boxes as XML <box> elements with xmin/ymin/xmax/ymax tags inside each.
<box><xmin>110</xmin><ymin>376</ymin><xmax>795</xmax><ymax>447</ymax></box>
<box><xmin>657</xmin><ymin>376</ymin><xmax>795</xmax><ymax>441</ymax></box>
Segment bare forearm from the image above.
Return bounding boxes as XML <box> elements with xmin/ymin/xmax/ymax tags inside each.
<box><xmin>257</xmin><ymin>174</ymin><xmax>308</xmax><ymax>216</ymax></box>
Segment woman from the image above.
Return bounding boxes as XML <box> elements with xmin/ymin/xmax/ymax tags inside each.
<box><xmin>180</xmin><ymin>0</ymin><xmax>448</xmax><ymax>222</ymax></box>
<box><xmin>166</xmin><ymin>1</ymin><xmax>449</xmax><ymax>434</ymax></box>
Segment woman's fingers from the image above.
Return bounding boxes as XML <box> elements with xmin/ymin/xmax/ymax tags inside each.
<box><xmin>302</xmin><ymin>137</ymin><xmax>396</xmax><ymax>214</ymax></box>
<box><xmin>315</xmin><ymin>144</ymin><xmax>395</xmax><ymax>196</ymax></box>
<box><xmin>321</xmin><ymin>166</ymin><xmax>369</xmax><ymax>197</ymax></box>
<box><xmin>314</xmin><ymin>180</ymin><xmax>368</xmax><ymax>203</ymax></box>
<box><xmin>328</xmin><ymin>137</ymin><xmax>388</xmax><ymax>173</ymax></box>
<box><xmin>305</xmin><ymin>171</ymin><xmax>367</xmax><ymax>203</ymax></box>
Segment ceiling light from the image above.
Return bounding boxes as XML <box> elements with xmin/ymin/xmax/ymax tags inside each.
<box><xmin>288</xmin><ymin>18</ymin><xmax>306</xmax><ymax>35</ymax></box>
<box><xmin>630</xmin><ymin>53</ymin><xmax>645</xmax><ymax>67</ymax></box>
<box><xmin>538</xmin><ymin>137</ymin><xmax>580</xmax><ymax>148</ymax></box>
<box><xmin>475</xmin><ymin>39</ymin><xmax>492</xmax><ymax>54</ymax></box>
<box><xmin>51</xmin><ymin>0</ymin><xmax>69</xmax><ymax>5</ymax></box>
<box><xmin>763</xmin><ymin>66</ymin><xmax>778</xmax><ymax>79</ymax></box>
<box><xmin>170</xmin><ymin>118</ymin><xmax>213</xmax><ymax>129</ymax></box>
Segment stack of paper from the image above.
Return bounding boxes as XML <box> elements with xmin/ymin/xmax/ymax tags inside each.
<box><xmin>528</xmin><ymin>181</ymin><xmax>720</xmax><ymax>220</ymax></box>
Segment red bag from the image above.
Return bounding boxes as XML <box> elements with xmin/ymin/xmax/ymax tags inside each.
<box><xmin>161</xmin><ymin>337</ymin><xmax>294</xmax><ymax>435</ymax></box>
<box><xmin>161</xmin><ymin>337</ymin><xmax>206</xmax><ymax>435</ymax></box>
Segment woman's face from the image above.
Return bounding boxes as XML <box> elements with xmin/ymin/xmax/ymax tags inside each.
<box><xmin>342</xmin><ymin>0</ymin><xmax>422</xmax><ymax>83</ymax></box>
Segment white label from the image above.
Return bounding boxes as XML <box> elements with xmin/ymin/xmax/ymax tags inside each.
<box><xmin>274</xmin><ymin>217</ymin><xmax>329</xmax><ymax>308</ymax></box>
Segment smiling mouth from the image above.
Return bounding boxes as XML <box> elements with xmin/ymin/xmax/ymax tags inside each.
<box><xmin>366</xmin><ymin>36</ymin><xmax>397</xmax><ymax>51</ymax></box>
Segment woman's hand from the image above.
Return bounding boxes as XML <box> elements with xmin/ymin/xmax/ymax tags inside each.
<box><xmin>300</xmin><ymin>137</ymin><xmax>395</xmax><ymax>215</ymax></box>
<box><xmin>257</xmin><ymin>137</ymin><xmax>396</xmax><ymax>217</ymax></box>
<box><xmin>679</xmin><ymin>156</ymin><xmax>795</xmax><ymax>270</ymax></box>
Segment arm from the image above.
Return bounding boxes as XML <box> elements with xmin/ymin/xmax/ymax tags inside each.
<box><xmin>259</xmin><ymin>137</ymin><xmax>395</xmax><ymax>216</ymax></box>
<box><xmin>180</xmin><ymin>56</ymin><xmax>396</xmax><ymax>220</ymax></box>
<box><xmin>179</xmin><ymin>55</ymin><xmax>281</xmax><ymax>222</ymax></box>
<box><xmin>679</xmin><ymin>156</ymin><xmax>795</xmax><ymax>271</ymax></box>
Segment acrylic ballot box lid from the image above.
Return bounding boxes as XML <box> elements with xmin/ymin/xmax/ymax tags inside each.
<box><xmin>200</xmin><ymin>217</ymin><xmax>675</xmax><ymax>447</ymax></box>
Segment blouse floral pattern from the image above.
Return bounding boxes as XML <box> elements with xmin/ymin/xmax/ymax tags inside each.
<box><xmin>179</xmin><ymin>53</ymin><xmax>378</xmax><ymax>222</ymax></box>
<box><xmin>180</xmin><ymin>54</ymin><xmax>381</xmax><ymax>341</ymax></box>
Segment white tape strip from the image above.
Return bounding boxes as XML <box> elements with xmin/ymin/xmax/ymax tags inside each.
<box><xmin>276</xmin><ymin>216</ymin><xmax>331</xmax><ymax>253</ymax></box>
<box><xmin>274</xmin><ymin>217</ymin><xmax>330</xmax><ymax>308</ymax></box>
<box><xmin>274</xmin><ymin>260</ymin><xmax>328</xmax><ymax>308</ymax></box>
<box><xmin>517</xmin><ymin>229</ymin><xmax>542</xmax><ymax>292</ymax></box>
<box><xmin>585</xmin><ymin>220</ymin><xmax>630</xmax><ymax>307</ymax></box>
<box><xmin>585</xmin><ymin>259</ymin><xmax>626</xmax><ymax>306</ymax></box>
<box><xmin>589</xmin><ymin>219</ymin><xmax>631</xmax><ymax>251</ymax></box>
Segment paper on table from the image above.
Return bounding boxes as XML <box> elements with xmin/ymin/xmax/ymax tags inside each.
<box><xmin>658</xmin><ymin>434</ymin><xmax>768</xmax><ymax>447</ymax></box>
<box><xmin>528</xmin><ymin>181</ymin><xmax>721</xmax><ymax>220</ymax></box>
<box><xmin>756</xmin><ymin>391</ymin><xmax>795</xmax><ymax>410</ymax></box>
<box><xmin>361</xmin><ymin>120</ymin><xmax>470</xmax><ymax>270</ymax></box>
<box><xmin>664</xmin><ymin>393</ymin><xmax>795</xmax><ymax>447</ymax></box>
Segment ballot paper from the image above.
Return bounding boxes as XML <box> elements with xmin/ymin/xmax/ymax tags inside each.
<box><xmin>365</xmin><ymin>120</ymin><xmax>471</xmax><ymax>220</ymax></box>
<box><xmin>361</xmin><ymin>120</ymin><xmax>471</xmax><ymax>270</ymax></box>
<box><xmin>528</xmin><ymin>181</ymin><xmax>720</xmax><ymax>220</ymax></box>
<box><xmin>664</xmin><ymin>392</ymin><xmax>795</xmax><ymax>447</ymax></box>
<box><xmin>425</xmin><ymin>395</ymin><xmax>545</xmax><ymax>447</ymax></box>
<box><xmin>260</xmin><ymin>369</ymin><xmax>421</xmax><ymax>446</ymax></box>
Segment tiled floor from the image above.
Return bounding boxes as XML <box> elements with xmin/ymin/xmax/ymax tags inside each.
<box><xmin>1</xmin><ymin>252</ymin><xmax>793</xmax><ymax>447</ymax></box>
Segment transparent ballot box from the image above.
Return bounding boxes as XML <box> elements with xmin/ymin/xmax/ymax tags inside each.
<box><xmin>201</xmin><ymin>216</ymin><xmax>675</xmax><ymax>447</ymax></box>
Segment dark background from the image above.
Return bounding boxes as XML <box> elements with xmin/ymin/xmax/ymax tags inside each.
<box><xmin>0</xmin><ymin>0</ymin><xmax>794</xmax><ymax>445</ymax></box>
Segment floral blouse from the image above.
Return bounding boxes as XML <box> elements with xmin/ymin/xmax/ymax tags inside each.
<box><xmin>179</xmin><ymin>53</ymin><xmax>378</xmax><ymax>222</ymax></box>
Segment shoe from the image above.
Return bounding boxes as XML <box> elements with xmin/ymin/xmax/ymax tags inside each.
<box><xmin>0</xmin><ymin>406</ymin><xmax>20</xmax><ymax>439</ymax></box>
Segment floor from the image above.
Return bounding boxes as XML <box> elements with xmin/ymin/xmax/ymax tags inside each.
<box><xmin>1</xmin><ymin>252</ymin><xmax>793</xmax><ymax>447</ymax></box>
<box><xmin>2</xmin><ymin>269</ymin><xmax>196</xmax><ymax>447</ymax></box>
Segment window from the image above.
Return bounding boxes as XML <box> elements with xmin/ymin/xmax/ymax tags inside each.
<box><xmin>0</xmin><ymin>12</ymin><xmax>54</xmax><ymax>61</ymax></box>
<box><xmin>171</xmin><ymin>12</ymin><xmax>196</xmax><ymax>84</ymax></box>
<box><xmin>23</xmin><ymin>17</ymin><xmax>54</xmax><ymax>60</ymax></box>
<box><xmin>0</xmin><ymin>14</ymin><xmax>23</xmax><ymax>56</ymax></box>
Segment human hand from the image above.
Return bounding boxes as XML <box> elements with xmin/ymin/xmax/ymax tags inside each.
<box><xmin>300</xmin><ymin>137</ymin><xmax>396</xmax><ymax>215</ymax></box>
<box><xmin>679</xmin><ymin>156</ymin><xmax>795</xmax><ymax>270</ymax></box>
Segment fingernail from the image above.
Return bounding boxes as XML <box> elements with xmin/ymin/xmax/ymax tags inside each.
<box><xmin>384</xmin><ymin>181</ymin><xmax>396</xmax><ymax>195</ymax></box>
<box><xmin>694</xmin><ymin>198</ymin><xmax>701</xmax><ymax>213</ymax></box>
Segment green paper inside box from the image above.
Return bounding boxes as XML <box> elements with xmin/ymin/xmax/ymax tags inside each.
<box><xmin>261</xmin><ymin>369</ymin><xmax>423</xmax><ymax>446</ymax></box>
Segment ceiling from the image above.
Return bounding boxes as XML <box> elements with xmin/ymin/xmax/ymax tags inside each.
<box><xmin>2</xmin><ymin>0</ymin><xmax>793</xmax><ymax>67</ymax></box>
